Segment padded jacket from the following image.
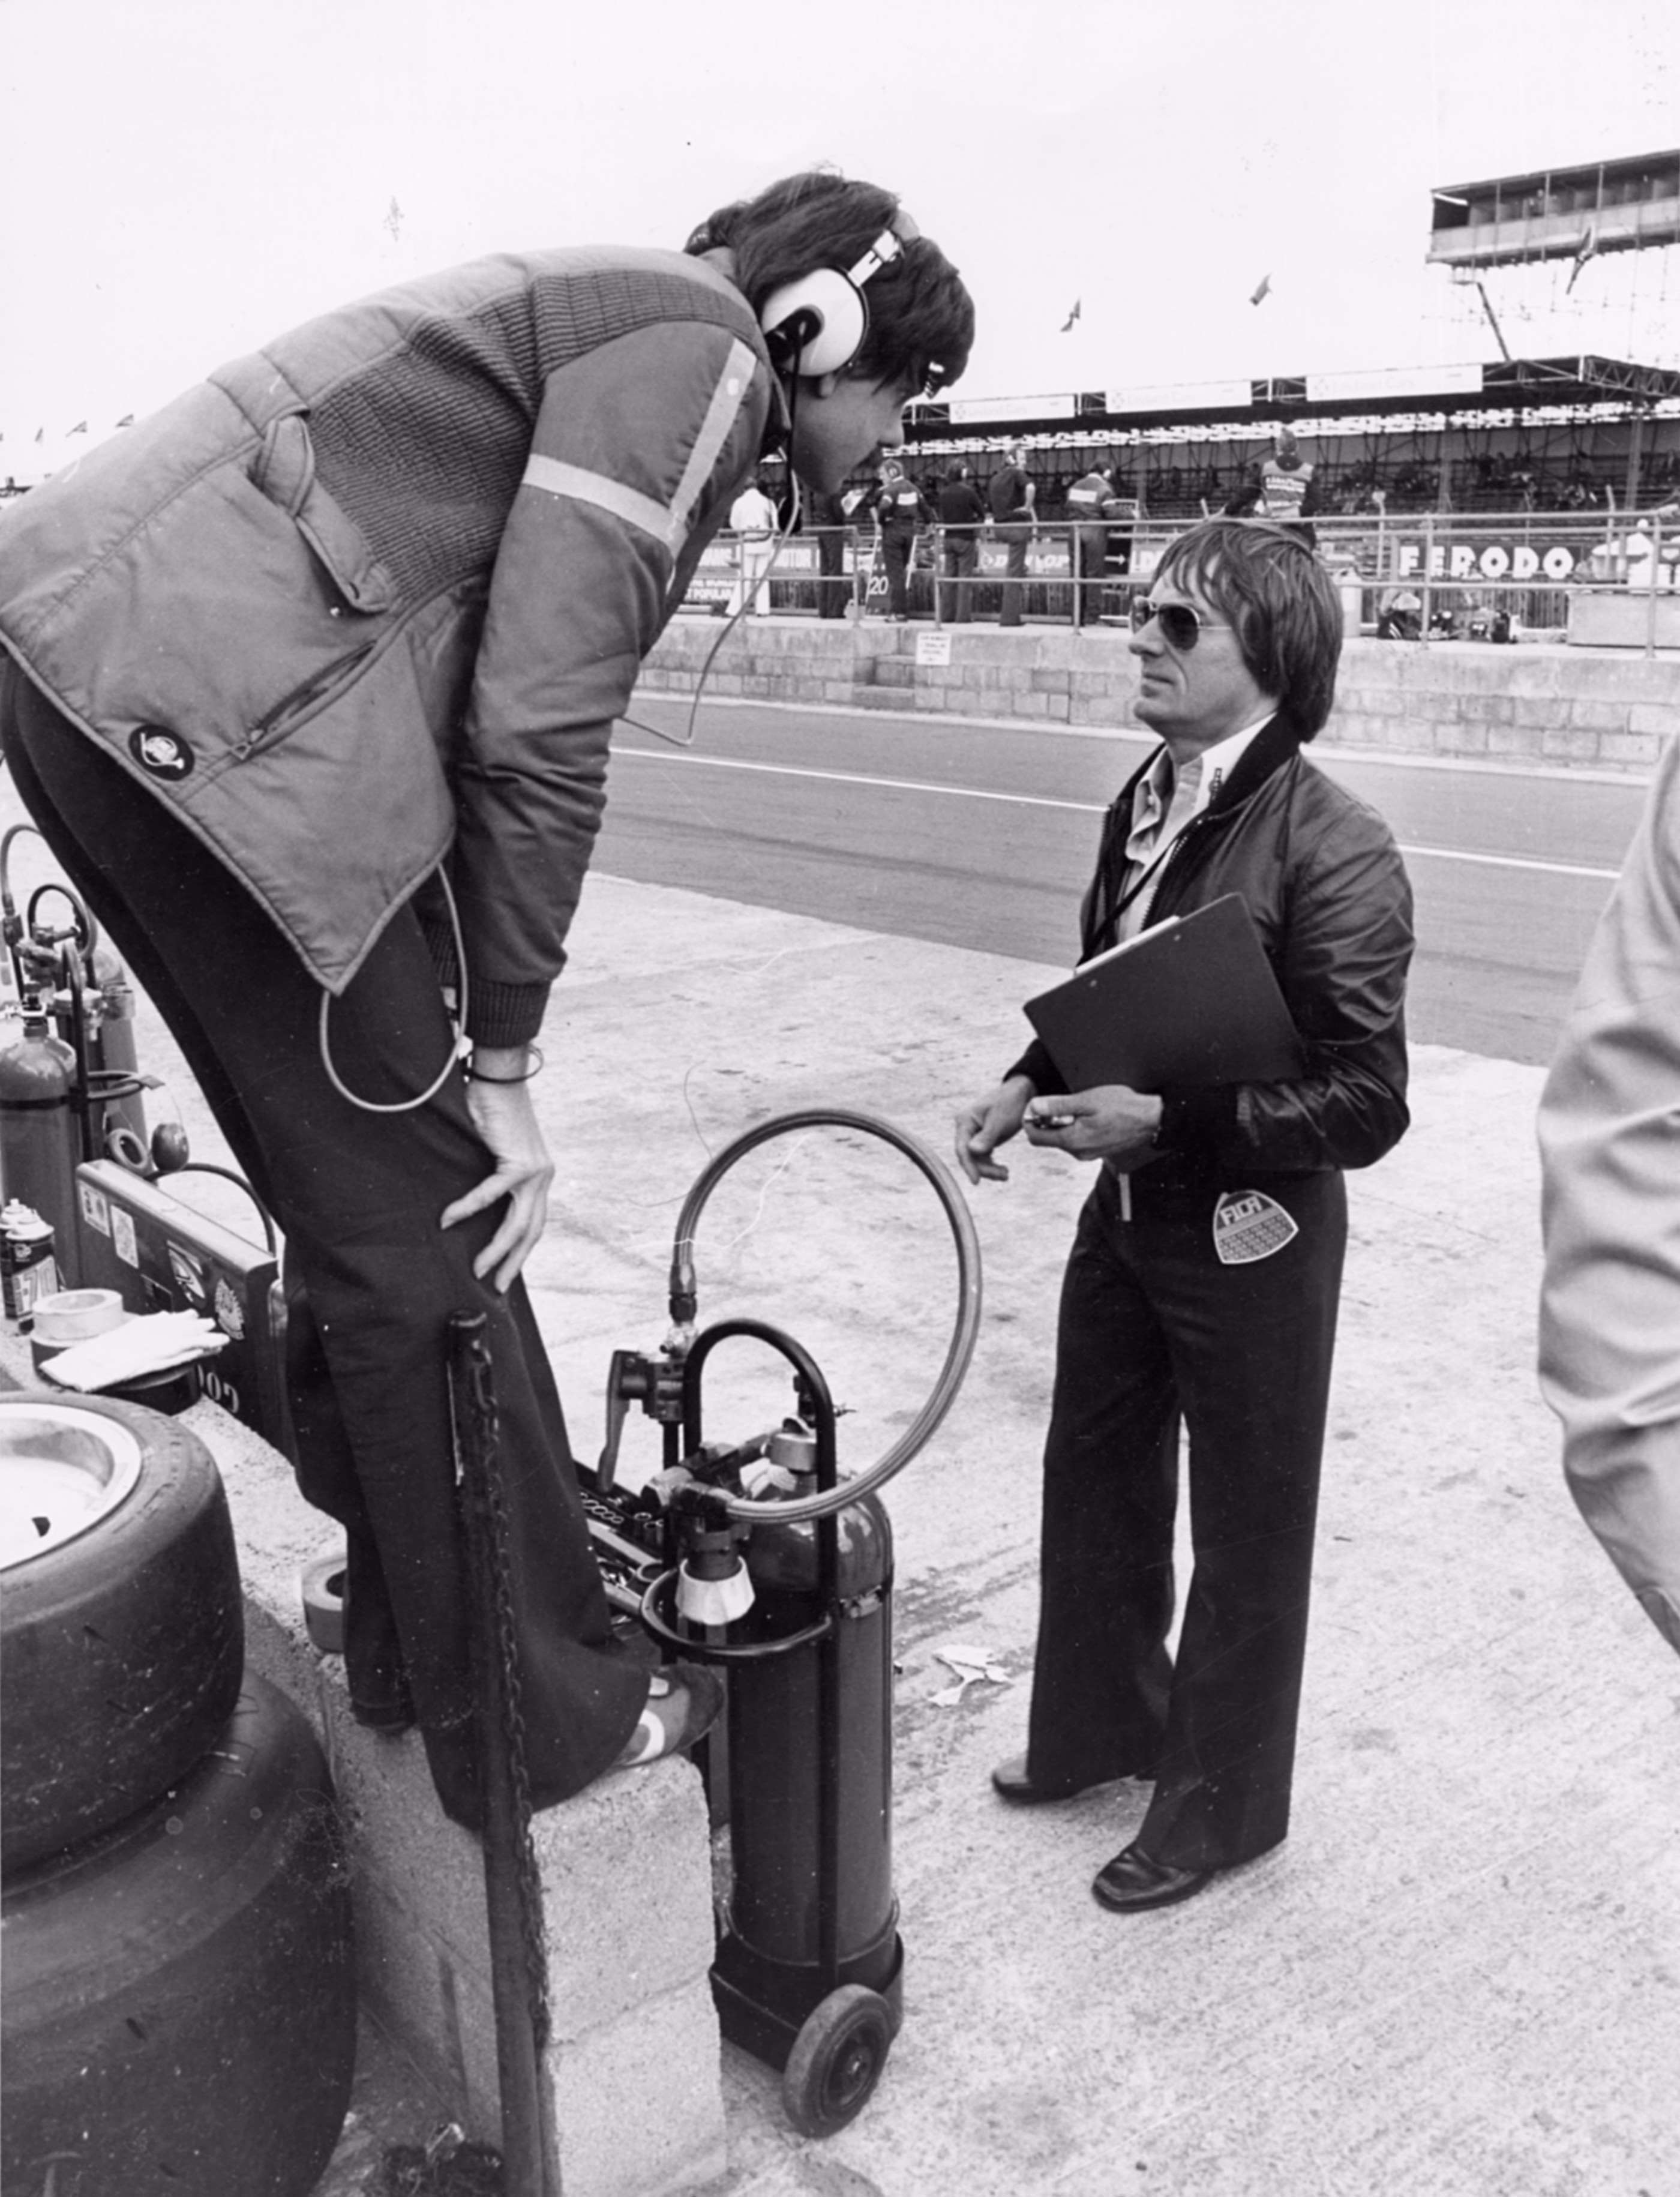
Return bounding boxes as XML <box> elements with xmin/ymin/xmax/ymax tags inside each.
<box><xmin>1009</xmin><ymin>711</ymin><xmax>1414</xmax><ymax>1206</ymax></box>
<box><xmin>0</xmin><ymin>246</ymin><xmax>776</xmax><ymax>1047</ymax></box>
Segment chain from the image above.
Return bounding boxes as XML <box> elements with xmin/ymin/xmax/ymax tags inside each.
<box><xmin>455</xmin><ymin>1334</ymin><xmax>553</xmax><ymax>2053</ymax></box>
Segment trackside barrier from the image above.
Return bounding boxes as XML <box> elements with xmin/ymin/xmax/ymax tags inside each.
<box><xmin>686</xmin><ymin>511</ymin><xmax>1678</xmax><ymax>654</ymax></box>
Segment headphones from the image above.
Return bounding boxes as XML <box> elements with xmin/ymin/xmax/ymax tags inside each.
<box><xmin>759</xmin><ymin>228</ymin><xmax>905</xmax><ymax>379</ymax></box>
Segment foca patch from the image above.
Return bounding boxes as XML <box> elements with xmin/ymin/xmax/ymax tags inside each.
<box><xmin>1213</xmin><ymin>1189</ymin><xmax>1299</xmax><ymax>1265</ymax></box>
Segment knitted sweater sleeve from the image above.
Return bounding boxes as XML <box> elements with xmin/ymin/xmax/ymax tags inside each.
<box><xmin>451</xmin><ymin>319</ymin><xmax>769</xmax><ymax>1045</ymax></box>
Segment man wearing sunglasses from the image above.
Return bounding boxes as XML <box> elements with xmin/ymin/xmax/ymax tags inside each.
<box><xmin>955</xmin><ymin>519</ymin><xmax>1413</xmax><ymax>1913</ymax></box>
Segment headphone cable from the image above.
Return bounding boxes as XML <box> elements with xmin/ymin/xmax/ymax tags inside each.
<box><xmin>622</xmin><ymin>377</ymin><xmax>805</xmax><ymax>751</ymax></box>
<box><xmin>320</xmin><ymin>383</ymin><xmax>810</xmax><ymax>1104</ymax></box>
<box><xmin>317</xmin><ymin>864</ymin><xmax>472</xmax><ymax>1114</ymax></box>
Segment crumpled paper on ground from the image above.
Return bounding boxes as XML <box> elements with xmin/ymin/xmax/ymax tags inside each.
<box><xmin>928</xmin><ymin>1643</ymin><xmax>1013</xmax><ymax>1707</ymax></box>
<box><xmin>41</xmin><ymin>1311</ymin><xmax>227</xmax><ymax>1393</ymax></box>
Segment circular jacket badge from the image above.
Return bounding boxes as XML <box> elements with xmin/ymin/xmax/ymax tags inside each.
<box><xmin>129</xmin><ymin>724</ymin><xmax>194</xmax><ymax>780</ymax></box>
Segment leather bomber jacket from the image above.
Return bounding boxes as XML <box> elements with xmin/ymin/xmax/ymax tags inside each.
<box><xmin>1008</xmin><ymin>710</ymin><xmax>1415</xmax><ymax>1201</ymax></box>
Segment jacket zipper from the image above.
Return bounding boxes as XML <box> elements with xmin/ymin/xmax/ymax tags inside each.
<box><xmin>235</xmin><ymin>645</ymin><xmax>374</xmax><ymax>759</ymax></box>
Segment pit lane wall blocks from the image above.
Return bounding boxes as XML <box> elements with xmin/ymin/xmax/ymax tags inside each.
<box><xmin>640</xmin><ymin>623</ymin><xmax>1680</xmax><ymax>770</ymax></box>
<box><xmin>0</xmin><ymin>1332</ymin><xmax>730</xmax><ymax>2197</ymax></box>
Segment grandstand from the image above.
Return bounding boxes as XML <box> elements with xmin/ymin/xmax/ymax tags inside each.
<box><xmin>857</xmin><ymin>149</ymin><xmax>1680</xmax><ymax>532</ymax></box>
<box><xmin>877</xmin><ymin>355</ymin><xmax>1680</xmax><ymax>527</ymax></box>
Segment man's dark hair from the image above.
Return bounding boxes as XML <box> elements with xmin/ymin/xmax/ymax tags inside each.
<box><xmin>685</xmin><ymin>170</ymin><xmax>974</xmax><ymax>395</ymax></box>
<box><xmin>1152</xmin><ymin>518</ymin><xmax>1343</xmax><ymax>739</ymax></box>
<box><xmin>947</xmin><ymin>460</ymin><xmax>971</xmax><ymax>482</ymax></box>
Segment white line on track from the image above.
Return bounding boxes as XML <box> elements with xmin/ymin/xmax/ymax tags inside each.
<box><xmin>629</xmin><ymin>685</ymin><xmax>1657</xmax><ymax>787</ymax></box>
<box><xmin>614</xmin><ymin>745</ymin><xmax>1622</xmax><ymax>880</ymax></box>
<box><xmin>618</xmin><ymin>745</ymin><xmax>1097</xmax><ymax>812</ymax></box>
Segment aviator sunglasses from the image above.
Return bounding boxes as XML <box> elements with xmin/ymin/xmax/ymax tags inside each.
<box><xmin>1129</xmin><ymin>597</ymin><xmax>1234</xmax><ymax>651</ymax></box>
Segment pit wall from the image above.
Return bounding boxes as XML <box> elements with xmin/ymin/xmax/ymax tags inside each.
<box><xmin>640</xmin><ymin>618</ymin><xmax>1680</xmax><ymax>772</ymax></box>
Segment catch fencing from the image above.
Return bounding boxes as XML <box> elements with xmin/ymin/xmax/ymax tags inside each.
<box><xmin>685</xmin><ymin>508</ymin><xmax>1680</xmax><ymax>655</ymax></box>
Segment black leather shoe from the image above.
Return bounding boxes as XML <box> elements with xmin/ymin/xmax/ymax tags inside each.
<box><xmin>1091</xmin><ymin>1843</ymin><xmax>1214</xmax><ymax>1913</ymax></box>
<box><xmin>991</xmin><ymin>1753</ymin><xmax>1132</xmax><ymax>1805</ymax></box>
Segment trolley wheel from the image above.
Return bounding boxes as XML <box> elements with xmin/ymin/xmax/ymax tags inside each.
<box><xmin>782</xmin><ymin>1984</ymin><xmax>893</xmax><ymax>2138</ymax></box>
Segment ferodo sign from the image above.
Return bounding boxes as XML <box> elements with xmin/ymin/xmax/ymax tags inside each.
<box><xmin>1391</xmin><ymin>537</ymin><xmax>1582</xmax><ymax>581</ymax></box>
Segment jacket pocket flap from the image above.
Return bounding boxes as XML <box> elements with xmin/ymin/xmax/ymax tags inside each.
<box><xmin>251</xmin><ymin>415</ymin><xmax>398</xmax><ymax>615</ymax></box>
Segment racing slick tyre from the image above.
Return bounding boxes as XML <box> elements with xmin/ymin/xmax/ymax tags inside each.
<box><xmin>1</xmin><ymin>1671</ymin><xmax>356</xmax><ymax>2197</ymax></box>
<box><xmin>0</xmin><ymin>1390</ymin><xmax>244</xmax><ymax>1873</ymax></box>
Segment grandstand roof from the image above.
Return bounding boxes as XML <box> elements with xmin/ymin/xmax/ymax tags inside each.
<box><xmin>904</xmin><ymin>356</ymin><xmax>1680</xmax><ymax>448</ymax></box>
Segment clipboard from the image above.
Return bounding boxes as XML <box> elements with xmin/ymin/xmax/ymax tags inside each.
<box><xmin>1024</xmin><ymin>894</ymin><xmax>1305</xmax><ymax>1092</ymax></box>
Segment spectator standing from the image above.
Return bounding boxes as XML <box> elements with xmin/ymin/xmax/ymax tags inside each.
<box><xmin>1066</xmin><ymin>462</ymin><xmax>1124</xmax><ymax>627</ymax></box>
<box><xmin>936</xmin><ymin>459</ymin><xmax>988</xmax><ymax>622</ymax></box>
<box><xmin>1225</xmin><ymin>425</ymin><xmax>1318</xmax><ymax>545</ymax></box>
<box><xmin>874</xmin><ymin>457</ymin><xmax>929</xmax><ymax>621</ymax></box>
<box><xmin>806</xmin><ymin>483</ymin><xmax>851</xmax><ymax>618</ymax></box>
<box><xmin>988</xmin><ymin>442</ymin><xmax>1036</xmax><ymax>627</ymax></box>
<box><xmin>729</xmin><ymin>472</ymin><xmax>781</xmax><ymax>615</ymax></box>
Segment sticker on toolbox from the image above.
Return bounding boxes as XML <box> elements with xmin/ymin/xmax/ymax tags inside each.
<box><xmin>167</xmin><ymin>1243</ymin><xmax>207</xmax><ymax>1304</ymax></box>
<box><xmin>214</xmin><ymin>1276</ymin><xmax>246</xmax><ymax>1338</ymax></box>
<box><xmin>110</xmin><ymin>1205</ymin><xmax>139</xmax><ymax>1269</ymax></box>
<box><xmin>1213</xmin><ymin>1189</ymin><xmax>1299</xmax><ymax>1265</ymax></box>
<box><xmin>78</xmin><ymin>1180</ymin><xmax>112</xmax><ymax>1237</ymax></box>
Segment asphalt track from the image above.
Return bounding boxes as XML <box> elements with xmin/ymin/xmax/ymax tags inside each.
<box><xmin>599</xmin><ymin>691</ymin><xmax>1651</xmax><ymax>1067</ymax></box>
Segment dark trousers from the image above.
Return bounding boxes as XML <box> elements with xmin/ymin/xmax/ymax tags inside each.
<box><xmin>881</xmin><ymin>527</ymin><xmax>916</xmax><ymax>618</ymax></box>
<box><xmin>939</xmin><ymin>534</ymin><xmax>978</xmax><ymax>622</ymax></box>
<box><xmin>1026</xmin><ymin>1165</ymin><xmax>1347</xmax><ymax>1871</ymax></box>
<box><xmin>997</xmin><ymin>523</ymin><xmax>1031</xmax><ymax>625</ymax></box>
<box><xmin>817</xmin><ymin>523</ymin><xmax>848</xmax><ymax>618</ymax></box>
<box><xmin>1073</xmin><ymin>529</ymin><xmax>1109</xmax><ymax>626</ymax></box>
<box><xmin>2</xmin><ymin>671</ymin><xmax>646</xmax><ymax>1829</ymax></box>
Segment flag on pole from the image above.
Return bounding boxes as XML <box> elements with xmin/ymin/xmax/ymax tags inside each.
<box><xmin>1060</xmin><ymin>299</ymin><xmax>1082</xmax><ymax>332</ymax></box>
<box><xmin>1565</xmin><ymin>227</ymin><xmax>1598</xmax><ymax>295</ymax></box>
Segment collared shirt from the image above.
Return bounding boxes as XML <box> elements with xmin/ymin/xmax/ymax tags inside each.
<box><xmin>1116</xmin><ymin>714</ymin><xmax>1273</xmax><ymax>939</ymax></box>
<box><xmin>730</xmin><ymin>486</ymin><xmax>779</xmax><ymax>539</ymax></box>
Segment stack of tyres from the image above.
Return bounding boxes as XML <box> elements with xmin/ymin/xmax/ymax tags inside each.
<box><xmin>0</xmin><ymin>1392</ymin><xmax>358</xmax><ymax>2197</ymax></box>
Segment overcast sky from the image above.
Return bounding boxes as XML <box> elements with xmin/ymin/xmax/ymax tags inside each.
<box><xmin>2</xmin><ymin>0</ymin><xmax>1676</xmax><ymax>472</ymax></box>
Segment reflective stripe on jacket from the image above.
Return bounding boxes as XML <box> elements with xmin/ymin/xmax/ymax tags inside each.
<box><xmin>0</xmin><ymin>246</ymin><xmax>775</xmax><ymax>1043</ymax></box>
<box><xmin>1066</xmin><ymin>472</ymin><xmax>1121</xmax><ymax>532</ymax></box>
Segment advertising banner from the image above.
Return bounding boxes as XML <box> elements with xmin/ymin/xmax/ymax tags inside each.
<box><xmin>1386</xmin><ymin>535</ymin><xmax>1585</xmax><ymax>581</ymax></box>
<box><xmin>976</xmin><ymin>538</ymin><xmax>1072</xmax><ymax>577</ymax></box>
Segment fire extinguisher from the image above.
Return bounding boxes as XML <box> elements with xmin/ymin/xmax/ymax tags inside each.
<box><xmin>85</xmin><ymin>941</ymin><xmax>149</xmax><ymax>1168</ymax></box>
<box><xmin>0</xmin><ymin>1005</ymin><xmax>81</xmax><ymax>1284</ymax></box>
<box><xmin>616</xmin><ymin>1109</ymin><xmax>983</xmax><ymax>2139</ymax></box>
<box><xmin>33</xmin><ymin>910</ymin><xmax>154</xmax><ymax>1175</ymax></box>
<box><xmin>726</xmin><ymin>1450</ymin><xmax>896</xmax><ymax>2004</ymax></box>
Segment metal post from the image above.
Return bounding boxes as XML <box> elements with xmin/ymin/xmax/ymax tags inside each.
<box><xmin>1420</xmin><ymin>512</ymin><xmax>1436</xmax><ymax>648</ymax></box>
<box><xmin>1648</xmin><ymin>510</ymin><xmax>1664</xmax><ymax>661</ymax></box>
<box><xmin>1625</xmin><ymin>404</ymin><xmax>1648</xmax><ymax>515</ymax></box>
